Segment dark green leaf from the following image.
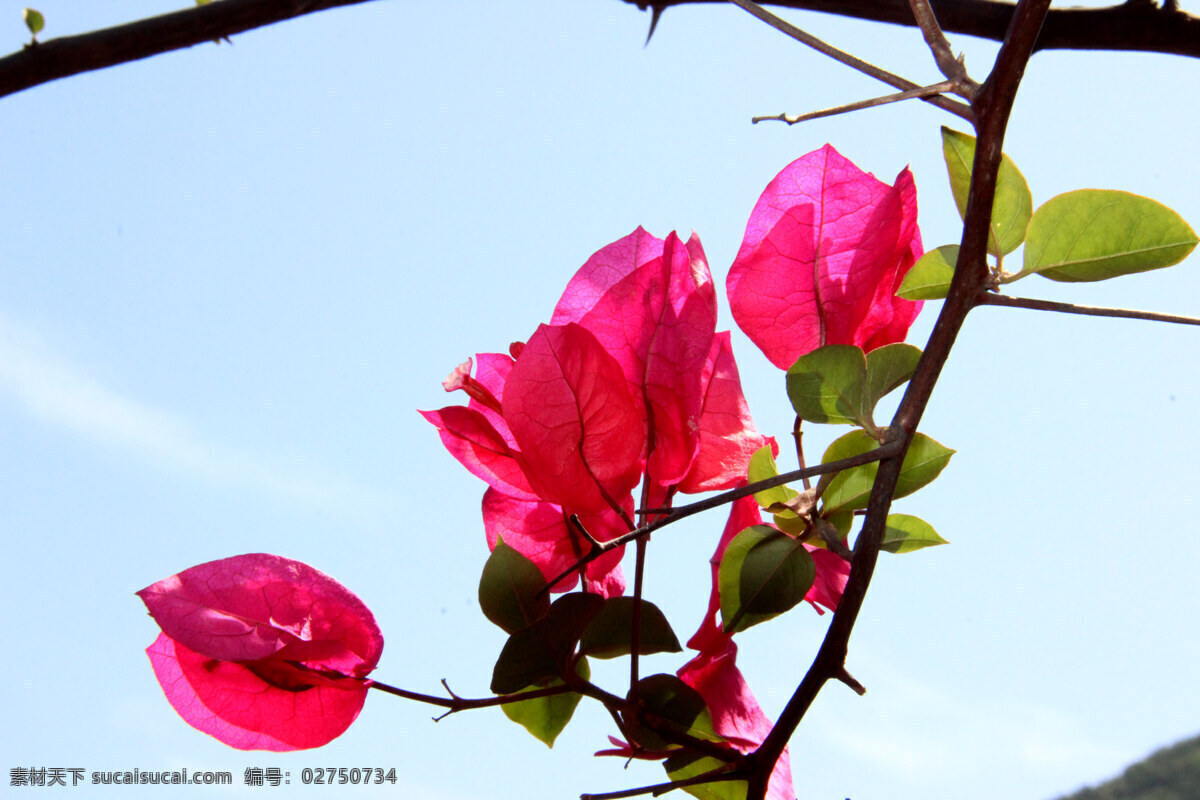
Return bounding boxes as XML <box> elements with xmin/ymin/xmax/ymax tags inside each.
<box><xmin>1021</xmin><ymin>190</ymin><xmax>1198</xmax><ymax>282</ymax></box>
<box><xmin>501</xmin><ymin>657</ymin><xmax>589</xmax><ymax>747</ymax></box>
<box><xmin>478</xmin><ymin>538</ymin><xmax>550</xmax><ymax>634</ymax></box>
<box><xmin>898</xmin><ymin>245</ymin><xmax>958</xmax><ymax>300</ymax></box>
<box><xmin>882</xmin><ymin>514</ymin><xmax>949</xmax><ymax>553</ymax></box>
<box><xmin>579</xmin><ymin>597</ymin><xmax>682</xmax><ymax>659</ymax></box>
<box><xmin>625</xmin><ymin>674</ymin><xmax>720</xmax><ymax>751</ymax></box>
<box><xmin>664</xmin><ymin>752</ymin><xmax>746</xmax><ymax>800</ymax></box>
<box><xmin>942</xmin><ymin>127</ymin><xmax>1033</xmax><ymax>257</ymax></box>
<box><xmin>490</xmin><ymin>592</ymin><xmax>603</xmax><ymax>694</ymax></box>
<box><xmin>820</xmin><ymin>431</ymin><xmax>955</xmax><ymax>512</ymax></box>
<box><xmin>718</xmin><ymin>525</ymin><xmax>815</xmax><ymax>633</ymax></box>
<box><xmin>785</xmin><ymin>345</ymin><xmax>868</xmax><ymax>427</ymax></box>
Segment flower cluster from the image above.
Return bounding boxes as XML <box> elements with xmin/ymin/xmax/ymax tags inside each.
<box><xmin>138</xmin><ymin>146</ymin><xmax>923</xmax><ymax>782</ymax></box>
<box><xmin>422</xmin><ymin>227</ymin><xmax>774</xmax><ymax>596</ymax></box>
<box><xmin>423</xmin><ymin>144</ymin><xmax>923</xmax><ymax>799</ymax></box>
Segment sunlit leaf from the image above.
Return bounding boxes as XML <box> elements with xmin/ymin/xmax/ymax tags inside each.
<box><xmin>748</xmin><ymin>445</ymin><xmax>797</xmax><ymax>510</ymax></box>
<box><xmin>942</xmin><ymin>127</ymin><xmax>1033</xmax><ymax>257</ymax></box>
<box><xmin>664</xmin><ymin>752</ymin><xmax>746</xmax><ymax>800</ymax></box>
<box><xmin>501</xmin><ymin>658</ymin><xmax>589</xmax><ymax>747</ymax></box>
<box><xmin>898</xmin><ymin>245</ymin><xmax>958</xmax><ymax>300</ymax></box>
<box><xmin>819</xmin><ymin>431</ymin><xmax>955</xmax><ymax>512</ymax></box>
<box><xmin>23</xmin><ymin>8</ymin><xmax>44</xmax><ymax>37</ymax></box>
<box><xmin>1021</xmin><ymin>190</ymin><xmax>1198</xmax><ymax>282</ymax></box>
<box><xmin>882</xmin><ymin>513</ymin><xmax>949</xmax><ymax>553</ymax></box>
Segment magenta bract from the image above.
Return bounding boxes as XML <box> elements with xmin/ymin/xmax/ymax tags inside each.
<box><xmin>424</xmin><ymin>227</ymin><xmax>768</xmax><ymax>596</ymax></box>
<box><xmin>138</xmin><ymin>554</ymin><xmax>383</xmax><ymax>751</ymax></box>
<box><xmin>727</xmin><ymin>144</ymin><xmax>924</xmax><ymax>369</ymax></box>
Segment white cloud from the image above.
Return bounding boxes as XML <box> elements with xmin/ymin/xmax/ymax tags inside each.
<box><xmin>0</xmin><ymin>313</ymin><xmax>387</xmax><ymax>515</ymax></box>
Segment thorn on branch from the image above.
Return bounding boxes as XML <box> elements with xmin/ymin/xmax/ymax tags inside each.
<box><xmin>644</xmin><ymin>4</ymin><xmax>666</xmax><ymax>45</ymax></box>
<box><xmin>836</xmin><ymin>666</ymin><xmax>867</xmax><ymax>696</ymax></box>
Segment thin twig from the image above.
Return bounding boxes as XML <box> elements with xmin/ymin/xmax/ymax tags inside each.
<box><xmin>752</xmin><ymin>80</ymin><xmax>958</xmax><ymax>124</ymax></box>
<box><xmin>581</xmin><ymin>768</ymin><xmax>745</xmax><ymax>800</ymax></box>
<box><xmin>907</xmin><ymin>0</ymin><xmax>980</xmax><ymax>96</ymax></box>
<box><xmin>368</xmin><ymin>679</ymin><xmax>576</xmax><ymax>712</ymax></box>
<box><xmin>540</xmin><ymin>441</ymin><xmax>904</xmax><ymax>593</ymax></box>
<box><xmin>977</xmin><ymin>292</ymin><xmax>1200</xmax><ymax>326</ymax></box>
<box><xmin>792</xmin><ymin>416</ymin><xmax>811</xmax><ymax>491</ymax></box>
<box><xmin>727</xmin><ymin>0</ymin><xmax>976</xmax><ymax>122</ymax></box>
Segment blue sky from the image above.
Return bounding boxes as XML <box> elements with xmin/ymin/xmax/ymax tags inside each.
<box><xmin>2</xmin><ymin>2</ymin><xmax>1198</xmax><ymax>799</ymax></box>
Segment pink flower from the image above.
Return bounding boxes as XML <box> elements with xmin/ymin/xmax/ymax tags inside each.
<box><xmin>727</xmin><ymin>144</ymin><xmax>924</xmax><ymax>370</ymax></box>
<box><xmin>137</xmin><ymin>554</ymin><xmax>383</xmax><ymax>751</ymax></box>
<box><xmin>423</xmin><ymin>228</ymin><xmax>770</xmax><ymax>595</ymax></box>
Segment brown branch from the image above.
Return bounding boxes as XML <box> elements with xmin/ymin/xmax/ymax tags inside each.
<box><xmin>539</xmin><ymin>441</ymin><xmax>904</xmax><ymax>594</ymax></box>
<box><xmin>743</xmin><ymin>1</ymin><xmax>1053</xmax><ymax>798</ymax></box>
<box><xmin>630</xmin><ymin>0</ymin><xmax>1200</xmax><ymax>59</ymax></box>
<box><xmin>368</xmin><ymin>678</ymin><xmax>576</xmax><ymax>713</ymax></box>
<box><xmin>0</xmin><ymin>0</ymin><xmax>377</xmax><ymax>100</ymax></box>
<box><xmin>977</xmin><ymin>292</ymin><xmax>1200</xmax><ymax>326</ymax></box>
<box><xmin>752</xmin><ymin>80</ymin><xmax>960</xmax><ymax>125</ymax></box>
<box><xmin>907</xmin><ymin>0</ymin><xmax>979</xmax><ymax>96</ymax></box>
<box><xmin>729</xmin><ymin>0</ymin><xmax>975</xmax><ymax>122</ymax></box>
<box><xmin>580</xmin><ymin>768</ymin><xmax>745</xmax><ymax>800</ymax></box>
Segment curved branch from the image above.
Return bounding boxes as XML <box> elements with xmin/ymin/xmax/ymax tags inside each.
<box><xmin>632</xmin><ymin>0</ymin><xmax>1200</xmax><ymax>59</ymax></box>
<box><xmin>744</xmin><ymin>0</ymin><xmax>1053</xmax><ymax>797</ymax></box>
<box><xmin>0</xmin><ymin>0</ymin><xmax>377</xmax><ymax>100</ymax></box>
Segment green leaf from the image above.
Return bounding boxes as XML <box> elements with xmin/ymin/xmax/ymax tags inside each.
<box><xmin>718</xmin><ymin>525</ymin><xmax>815</xmax><ymax>633</ymax></box>
<box><xmin>625</xmin><ymin>674</ymin><xmax>720</xmax><ymax>751</ymax></box>
<box><xmin>819</xmin><ymin>431</ymin><xmax>955</xmax><ymax>512</ymax></box>
<box><xmin>664</xmin><ymin>752</ymin><xmax>746</xmax><ymax>800</ymax></box>
<box><xmin>898</xmin><ymin>245</ymin><xmax>958</xmax><ymax>300</ymax></box>
<box><xmin>785</xmin><ymin>344</ymin><xmax>868</xmax><ymax>427</ymax></box>
<box><xmin>1020</xmin><ymin>190</ymin><xmax>1198</xmax><ymax>282</ymax></box>
<box><xmin>579</xmin><ymin>597</ymin><xmax>682</xmax><ymax>659</ymax></box>
<box><xmin>882</xmin><ymin>514</ymin><xmax>949</xmax><ymax>553</ymax></box>
<box><xmin>23</xmin><ymin>8</ymin><xmax>44</xmax><ymax>36</ymax></box>
<box><xmin>501</xmin><ymin>657</ymin><xmax>589</xmax><ymax>747</ymax></box>
<box><xmin>942</xmin><ymin>127</ymin><xmax>1033</xmax><ymax>257</ymax></box>
<box><xmin>490</xmin><ymin>592</ymin><xmax>603</xmax><ymax>694</ymax></box>
<box><xmin>478</xmin><ymin>538</ymin><xmax>550</xmax><ymax>634</ymax></box>
<box><xmin>864</xmin><ymin>343</ymin><xmax>922</xmax><ymax>414</ymax></box>
<box><xmin>748</xmin><ymin>445</ymin><xmax>797</xmax><ymax>508</ymax></box>
<box><xmin>747</xmin><ymin>446</ymin><xmax>809</xmax><ymax>533</ymax></box>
